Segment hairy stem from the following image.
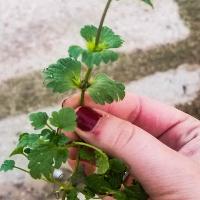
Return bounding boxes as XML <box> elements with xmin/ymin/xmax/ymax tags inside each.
<box><xmin>80</xmin><ymin>0</ymin><xmax>112</xmax><ymax>105</ymax></box>
<box><xmin>46</xmin><ymin>123</ymin><xmax>55</xmax><ymax>132</ymax></box>
<box><xmin>77</xmin><ymin>0</ymin><xmax>113</xmax><ymax>182</ymax></box>
<box><xmin>95</xmin><ymin>0</ymin><xmax>112</xmax><ymax>49</ymax></box>
<box><xmin>14</xmin><ymin>166</ymin><xmax>29</xmax><ymax>174</ymax></box>
<box><xmin>80</xmin><ymin>68</ymin><xmax>92</xmax><ymax>106</ymax></box>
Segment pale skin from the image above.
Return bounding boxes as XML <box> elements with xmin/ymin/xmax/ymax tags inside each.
<box><xmin>63</xmin><ymin>92</ymin><xmax>200</xmax><ymax>200</ymax></box>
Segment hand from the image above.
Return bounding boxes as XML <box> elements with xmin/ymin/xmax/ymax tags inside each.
<box><xmin>63</xmin><ymin>92</ymin><xmax>200</xmax><ymax>200</ymax></box>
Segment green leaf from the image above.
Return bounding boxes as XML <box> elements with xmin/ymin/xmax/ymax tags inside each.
<box><xmin>28</xmin><ymin>143</ymin><xmax>68</xmax><ymax>179</ymax></box>
<box><xmin>124</xmin><ymin>182</ymin><xmax>148</xmax><ymax>200</ymax></box>
<box><xmin>109</xmin><ymin>158</ymin><xmax>127</xmax><ymax>173</ymax></box>
<box><xmin>0</xmin><ymin>160</ymin><xmax>15</xmax><ymax>172</ymax></box>
<box><xmin>88</xmin><ymin>73</ymin><xmax>125</xmax><ymax>104</ymax></box>
<box><xmin>69</xmin><ymin>45</ymin><xmax>118</xmax><ymax>68</ymax></box>
<box><xmin>57</xmin><ymin>134</ymin><xmax>70</xmax><ymax>146</ymax></box>
<box><xmin>66</xmin><ymin>189</ymin><xmax>79</xmax><ymax>200</ymax></box>
<box><xmin>68</xmin><ymin>45</ymin><xmax>84</xmax><ymax>59</ymax></box>
<box><xmin>68</xmin><ymin>25</ymin><xmax>123</xmax><ymax>68</ymax></box>
<box><xmin>10</xmin><ymin>133</ymin><xmax>40</xmax><ymax>156</ymax></box>
<box><xmin>49</xmin><ymin>108</ymin><xmax>76</xmax><ymax>131</ymax></box>
<box><xmin>82</xmin><ymin>187</ymin><xmax>95</xmax><ymax>200</ymax></box>
<box><xmin>79</xmin><ymin>147</ymin><xmax>95</xmax><ymax>161</ymax></box>
<box><xmin>85</xmin><ymin>174</ymin><xmax>111</xmax><ymax>193</ymax></box>
<box><xmin>114</xmin><ymin>191</ymin><xmax>127</xmax><ymax>200</ymax></box>
<box><xmin>81</xmin><ymin>25</ymin><xmax>123</xmax><ymax>50</ymax></box>
<box><xmin>142</xmin><ymin>0</ymin><xmax>153</xmax><ymax>7</ymax></box>
<box><xmin>95</xmin><ymin>151</ymin><xmax>109</xmax><ymax>174</ymax></box>
<box><xmin>43</xmin><ymin>57</ymin><xmax>81</xmax><ymax>93</ymax></box>
<box><xmin>29</xmin><ymin>112</ymin><xmax>48</xmax><ymax>130</ymax></box>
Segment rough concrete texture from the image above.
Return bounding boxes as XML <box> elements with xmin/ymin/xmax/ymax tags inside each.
<box><xmin>126</xmin><ymin>64</ymin><xmax>200</xmax><ymax>105</ymax></box>
<box><xmin>0</xmin><ymin>0</ymin><xmax>189</xmax><ymax>81</ymax></box>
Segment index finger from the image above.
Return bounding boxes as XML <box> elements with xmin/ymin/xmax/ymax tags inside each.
<box><xmin>62</xmin><ymin>92</ymin><xmax>199</xmax><ymax>150</ymax></box>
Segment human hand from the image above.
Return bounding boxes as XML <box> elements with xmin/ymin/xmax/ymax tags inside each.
<box><xmin>63</xmin><ymin>93</ymin><xmax>200</xmax><ymax>200</ymax></box>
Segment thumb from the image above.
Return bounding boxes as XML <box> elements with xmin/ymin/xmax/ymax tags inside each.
<box><xmin>75</xmin><ymin>107</ymin><xmax>200</xmax><ymax>198</ymax></box>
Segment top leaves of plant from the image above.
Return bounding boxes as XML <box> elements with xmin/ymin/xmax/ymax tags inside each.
<box><xmin>68</xmin><ymin>25</ymin><xmax>123</xmax><ymax>68</ymax></box>
<box><xmin>29</xmin><ymin>112</ymin><xmax>48</xmax><ymax>130</ymax></box>
<box><xmin>88</xmin><ymin>73</ymin><xmax>125</xmax><ymax>104</ymax></box>
<box><xmin>142</xmin><ymin>0</ymin><xmax>153</xmax><ymax>7</ymax></box>
<box><xmin>81</xmin><ymin>25</ymin><xmax>123</xmax><ymax>50</ymax></box>
<box><xmin>49</xmin><ymin>108</ymin><xmax>77</xmax><ymax>131</ymax></box>
<box><xmin>43</xmin><ymin>58</ymin><xmax>81</xmax><ymax>93</ymax></box>
<box><xmin>0</xmin><ymin>160</ymin><xmax>15</xmax><ymax>172</ymax></box>
<box><xmin>69</xmin><ymin>45</ymin><xmax>118</xmax><ymax>68</ymax></box>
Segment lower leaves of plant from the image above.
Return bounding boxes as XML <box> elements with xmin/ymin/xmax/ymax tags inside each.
<box><xmin>1</xmin><ymin>0</ymin><xmax>153</xmax><ymax>199</ymax></box>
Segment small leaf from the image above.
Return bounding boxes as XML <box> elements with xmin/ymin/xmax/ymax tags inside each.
<box><xmin>29</xmin><ymin>112</ymin><xmax>48</xmax><ymax>130</ymax></box>
<box><xmin>0</xmin><ymin>160</ymin><xmax>15</xmax><ymax>172</ymax></box>
<box><xmin>95</xmin><ymin>151</ymin><xmax>109</xmax><ymax>174</ymax></box>
<box><xmin>114</xmin><ymin>191</ymin><xmax>127</xmax><ymax>200</ymax></box>
<box><xmin>68</xmin><ymin>45</ymin><xmax>84</xmax><ymax>59</ymax></box>
<box><xmin>79</xmin><ymin>147</ymin><xmax>95</xmax><ymax>161</ymax></box>
<box><xmin>49</xmin><ymin>108</ymin><xmax>76</xmax><ymax>131</ymax></box>
<box><xmin>68</xmin><ymin>25</ymin><xmax>123</xmax><ymax>68</ymax></box>
<box><xmin>88</xmin><ymin>73</ymin><xmax>125</xmax><ymax>104</ymax></box>
<box><xmin>85</xmin><ymin>174</ymin><xmax>111</xmax><ymax>193</ymax></box>
<box><xmin>66</xmin><ymin>188</ymin><xmax>79</xmax><ymax>200</ymax></box>
<box><xmin>81</xmin><ymin>25</ymin><xmax>123</xmax><ymax>50</ymax></box>
<box><xmin>10</xmin><ymin>133</ymin><xmax>40</xmax><ymax>156</ymax></box>
<box><xmin>43</xmin><ymin>58</ymin><xmax>81</xmax><ymax>93</ymax></box>
<box><xmin>69</xmin><ymin>45</ymin><xmax>118</xmax><ymax>68</ymax></box>
<box><xmin>142</xmin><ymin>0</ymin><xmax>153</xmax><ymax>7</ymax></box>
<box><xmin>109</xmin><ymin>158</ymin><xmax>127</xmax><ymax>173</ymax></box>
<box><xmin>28</xmin><ymin>143</ymin><xmax>68</xmax><ymax>179</ymax></box>
<box><xmin>124</xmin><ymin>182</ymin><xmax>148</xmax><ymax>200</ymax></box>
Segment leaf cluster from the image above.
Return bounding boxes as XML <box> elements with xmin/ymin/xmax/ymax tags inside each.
<box><xmin>43</xmin><ymin>25</ymin><xmax>125</xmax><ymax>105</ymax></box>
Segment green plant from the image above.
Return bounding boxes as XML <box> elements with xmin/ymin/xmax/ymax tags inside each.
<box><xmin>1</xmin><ymin>0</ymin><xmax>153</xmax><ymax>199</ymax></box>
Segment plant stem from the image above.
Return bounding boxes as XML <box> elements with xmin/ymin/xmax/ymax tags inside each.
<box><xmin>95</xmin><ymin>0</ymin><xmax>112</xmax><ymax>49</ymax></box>
<box><xmin>73</xmin><ymin>141</ymin><xmax>103</xmax><ymax>155</ymax></box>
<box><xmin>46</xmin><ymin>123</ymin><xmax>55</xmax><ymax>132</ymax></box>
<box><xmin>62</xmin><ymin>190</ymin><xmax>67</xmax><ymax>200</ymax></box>
<box><xmin>73</xmin><ymin>146</ymin><xmax>81</xmax><ymax>175</ymax></box>
<box><xmin>14</xmin><ymin>166</ymin><xmax>29</xmax><ymax>174</ymax></box>
<box><xmin>80</xmin><ymin>68</ymin><xmax>92</xmax><ymax>106</ymax></box>
<box><xmin>80</xmin><ymin>0</ymin><xmax>112</xmax><ymax>106</ymax></box>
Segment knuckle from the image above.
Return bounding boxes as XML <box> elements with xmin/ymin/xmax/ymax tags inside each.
<box><xmin>110</xmin><ymin>121</ymin><xmax>135</xmax><ymax>150</ymax></box>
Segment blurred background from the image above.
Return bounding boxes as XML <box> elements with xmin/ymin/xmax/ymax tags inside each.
<box><xmin>0</xmin><ymin>0</ymin><xmax>200</xmax><ymax>199</ymax></box>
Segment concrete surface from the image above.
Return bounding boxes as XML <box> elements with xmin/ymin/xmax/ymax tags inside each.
<box><xmin>0</xmin><ymin>0</ymin><xmax>189</xmax><ymax>81</ymax></box>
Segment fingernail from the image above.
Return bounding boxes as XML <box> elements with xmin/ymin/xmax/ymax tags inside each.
<box><xmin>76</xmin><ymin>107</ymin><xmax>102</xmax><ymax>132</ymax></box>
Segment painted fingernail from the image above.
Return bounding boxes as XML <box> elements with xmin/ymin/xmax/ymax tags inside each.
<box><xmin>76</xmin><ymin>107</ymin><xmax>102</xmax><ymax>132</ymax></box>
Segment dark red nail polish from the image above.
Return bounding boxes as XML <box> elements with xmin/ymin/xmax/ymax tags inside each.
<box><xmin>76</xmin><ymin>107</ymin><xmax>102</xmax><ymax>132</ymax></box>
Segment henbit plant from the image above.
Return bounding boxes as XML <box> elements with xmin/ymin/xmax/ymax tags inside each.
<box><xmin>1</xmin><ymin>0</ymin><xmax>153</xmax><ymax>199</ymax></box>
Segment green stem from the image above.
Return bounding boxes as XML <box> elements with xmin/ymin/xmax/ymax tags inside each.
<box><xmin>95</xmin><ymin>0</ymin><xmax>112</xmax><ymax>49</ymax></box>
<box><xmin>73</xmin><ymin>141</ymin><xmax>103</xmax><ymax>154</ymax></box>
<box><xmin>80</xmin><ymin>0</ymin><xmax>112</xmax><ymax>106</ymax></box>
<box><xmin>14</xmin><ymin>166</ymin><xmax>29</xmax><ymax>174</ymax></box>
<box><xmin>62</xmin><ymin>190</ymin><xmax>67</xmax><ymax>200</ymax></box>
<box><xmin>80</xmin><ymin>68</ymin><xmax>92</xmax><ymax>106</ymax></box>
<box><xmin>46</xmin><ymin>123</ymin><xmax>55</xmax><ymax>132</ymax></box>
<box><xmin>72</xmin><ymin>146</ymin><xmax>81</xmax><ymax>175</ymax></box>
